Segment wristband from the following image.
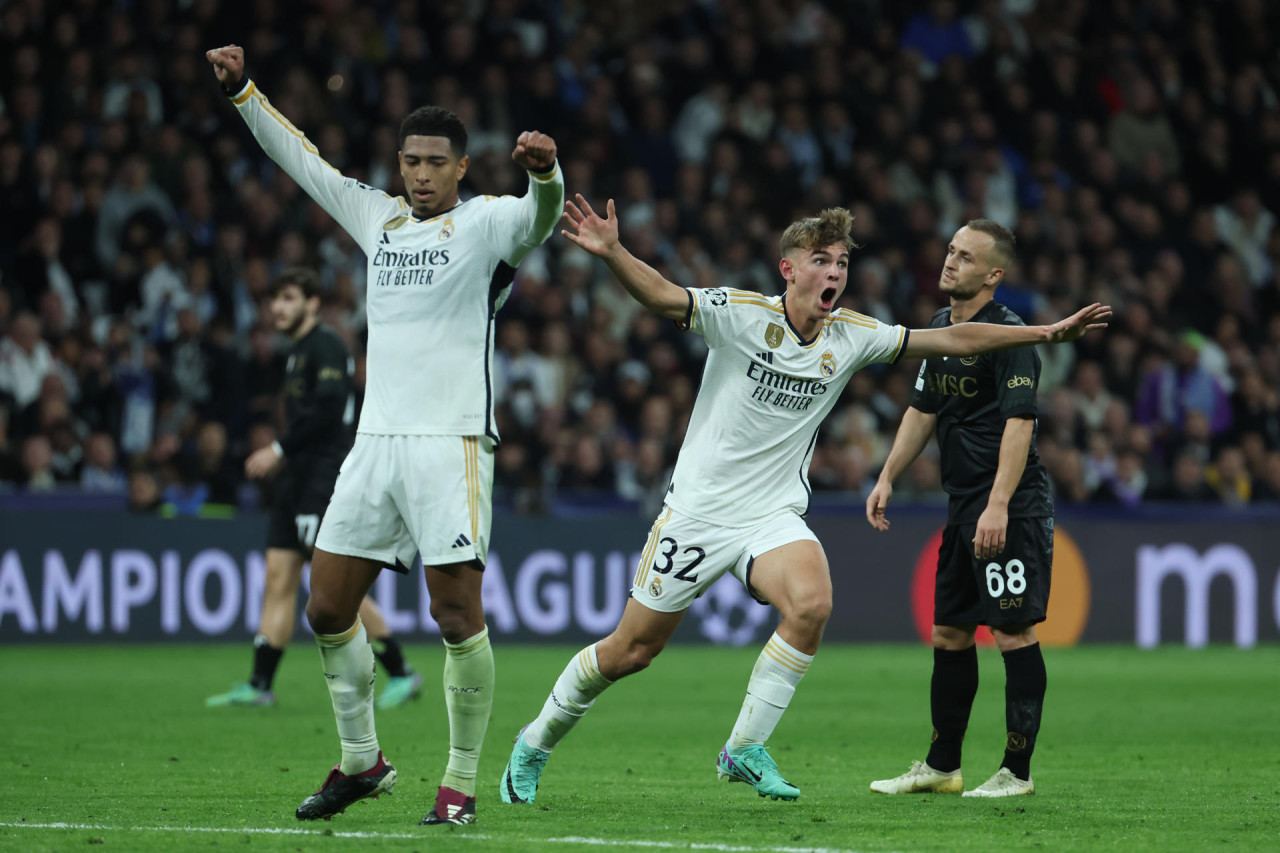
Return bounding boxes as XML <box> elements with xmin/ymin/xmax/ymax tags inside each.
<box><xmin>222</xmin><ymin>78</ymin><xmax>251</xmax><ymax>99</ymax></box>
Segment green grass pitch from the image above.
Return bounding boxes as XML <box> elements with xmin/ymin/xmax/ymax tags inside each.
<box><xmin>1</xmin><ymin>643</ymin><xmax>1276</xmax><ymax>852</ymax></box>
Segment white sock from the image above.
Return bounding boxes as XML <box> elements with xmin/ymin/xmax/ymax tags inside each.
<box><xmin>727</xmin><ymin>632</ymin><xmax>813</xmax><ymax>749</ymax></box>
<box><xmin>524</xmin><ymin>644</ymin><xmax>613</xmax><ymax>752</ymax></box>
<box><xmin>440</xmin><ymin>626</ymin><xmax>494</xmax><ymax>797</ymax></box>
<box><xmin>315</xmin><ymin>617</ymin><xmax>379</xmax><ymax>775</ymax></box>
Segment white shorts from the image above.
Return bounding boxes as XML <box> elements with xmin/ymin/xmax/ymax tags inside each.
<box><xmin>315</xmin><ymin>434</ymin><xmax>494</xmax><ymax>570</ymax></box>
<box><xmin>630</xmin><ymin>504</ymin><xmax>819</xmax><ymax>613</ymax></box>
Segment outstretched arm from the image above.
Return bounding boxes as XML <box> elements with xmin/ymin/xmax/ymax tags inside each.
<box><xmin>498</xmin><ymin>131</ymin><xmax>565</xmax><ymax>266</ymax></box>
<box><xmin>902</xmin><ymin>303</ymin><xmax>1111</xmax><ymax>360</ymax></box>
<box><xmin>205</xmin><ymin>45</ymin><xmax>388</xmax><ymax>249</ymax></box>
<box><xmin>561</xmin><ymin>194</ymin><xmax>688</xmax><ymax>321</ymax></box>
<box><xmin>866</xmin><ymin>406</ymin><xmax>937</xmax><ymax>531</ymax></box>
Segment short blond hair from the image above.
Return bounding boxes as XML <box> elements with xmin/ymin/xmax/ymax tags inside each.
<box><xmin>779</xmin><ymin>207</ymin><xmax>857</xmax><ymax>257</ymax></box>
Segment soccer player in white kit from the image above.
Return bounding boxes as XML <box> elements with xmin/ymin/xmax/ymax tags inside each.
<box><xmin>499</xmin><ymin>196</ymin><xmax>1109</xmax><ymax>804</ymax></box>
<box><xmin>206</xmin><ymin>45</ymin><xmax>564</xmax><ymax>826</ymax></box>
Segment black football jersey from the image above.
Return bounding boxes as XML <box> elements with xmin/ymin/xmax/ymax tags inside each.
<box><xmin>909</xmin><ymin>301</ymin><xmax>1054</xmax><ymax>523</ymax></box>
<box><xmin>280</xmin><ymin>324</ymin><xmax>355</xmax><ymax>464</ymax></box>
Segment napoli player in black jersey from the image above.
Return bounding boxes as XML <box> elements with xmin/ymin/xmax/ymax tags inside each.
<box><xmin>867</xmin><ymin>221</ymin><xmax>1062</xmax><ymax>798</ymax></box>
<box><xmin>207</xmin><ymin>268</ymin><xmax>422</xmax><ymax>710</ymax></box>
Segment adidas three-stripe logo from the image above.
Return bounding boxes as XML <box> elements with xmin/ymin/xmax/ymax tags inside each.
<box><xmin>755</xmin><ymin>351</ymin><xmax>774</xmax><ymax>364</ymax></box>
<box><xmin>452</xmin><ymin>534</ymin><xmax>472</xmax><ymax>548</ymax></box>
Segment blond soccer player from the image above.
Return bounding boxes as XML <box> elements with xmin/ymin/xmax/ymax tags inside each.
<box><xmin>498</xmin><ymin>196</ymin><xmax>1108</xmax><ymax>805</ymax></box>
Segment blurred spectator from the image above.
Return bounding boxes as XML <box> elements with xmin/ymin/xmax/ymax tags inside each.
<box><xmin>183</xmin><ymin>420</ymin><xmax>239</xmax><ymax>507</ymax></box>
<box><xmin>1070</xmin><ymin>361</ymin><xmax>1113</xmax><ymax>432</ymax></box>
<box><xmin>1213</xmin><ymin>189</ymin><xmax>1276</xmax><ymax>287</ymax></box>
<box><xmin>127</xmin><ymin>468</ymin><xmax>163</xmax><ymax>513</ymax></box>
<box><xmin>1109</xmin><ymin>77</ymin><xmax>1181</xmax><ymax>175</ymax></box>
<box><xmin>80</xmin><ymin>431</ymin><xmax>128</xmax><ymax>493</ymax></box>
<box><xmin>901</xmin><ymin>1</ymin><xmax>975</xmax><ymax>70</ymax></box>
<box><xmin>1</xmin><ymin>0</ymin><xmax>1278</xmax><ymax>515</ymax></box>
<box><xmin>616</xmin><ymin>436</ymin><xmax>672</xmax><ymax>518</ymax></box>
<box><xmin>20</xmin><ymin>434</ymin><xmax>56</xmax><ymax>492</ymax></box>
<box><xmin>1092</xmin><ymin>448</ymin><xmax>1149</xmax><ymax>508</ymax></box>
<box><xmin>1149</xmin><ymin>451</ymin><xmax>1219</xmax><ymax>502</ymax></box>
<box><xmin>1230</xmin><ymin>367</ymin><xmax>1280</xmax><ymax>448</ymax></box>
<box><xmin>1136</xmin><ymin>332</ymin><xmax>1233</xmax><ymax>443</ymax></box>
<box><xmin>0</xmin><ymin>407</ymin><xmax>21</xmax><ymax>484</ymax></box>
<box><xmin>136</xmin><ymin>243</ymin><xmax>188</xmax><ymax>339</ymax></box>
<box><xmin>1253</xmin><ymin>452</ymin><xmax>1280</xmax><ymax>503</ymax></box>
<box><xmin>1205</xmin><ymin>446</ymin><xmax>1251</xmax><ymax>506</ymax></box>
<box><xmin>0</xmin><ymin>312</ymin><xmax>53</xmax><ymax>409</ymax></box>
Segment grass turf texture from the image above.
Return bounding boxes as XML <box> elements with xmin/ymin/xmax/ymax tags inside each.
<box><xmin>1</xmin><ymin>644</ymin><xmax>1276</xmax><ymax>852</ymax></box>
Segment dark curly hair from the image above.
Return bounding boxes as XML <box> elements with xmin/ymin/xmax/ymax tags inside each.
<box><xmin>398</xmin><ymin>106</ymin><xmax>468</xmax><ymax>157</ymax></box>
<box><xmin>269</xmin><ymin>267</ymin><xmax>321</xmax><ymax>300</ymax></box>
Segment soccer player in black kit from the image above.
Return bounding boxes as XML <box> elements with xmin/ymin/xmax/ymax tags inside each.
<box><xmin>867</xmin><ymin>221</ymin><xmax>1057</xmax><ymax>798</ymax></box>
<box><xmin>207</xmin><ymin>268</ymin><xmax>422</xmax><ymax>710</ymax></box>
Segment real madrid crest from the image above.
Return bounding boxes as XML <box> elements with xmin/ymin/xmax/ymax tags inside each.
<box><xmin>765</xmin><ymin>323</ymin><xmax>784</xmax><ymax>349</ymax></box>
<box><xmin>820</xmin><ymin>351</ymin><xmax>836</xmax><ymax>377</ymax></box>
<box><xmin>438</xmin><ymin>217</ymin><xmax>454</xmax><ymax>241</ymax></box>
<box><xmin>649</xmin><ymin>577</ymin><xmax>662</xmax><ymax>597</ymax></box>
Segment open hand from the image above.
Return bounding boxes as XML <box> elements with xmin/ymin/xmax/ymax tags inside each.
<box><xmin>511</xmin><ymin>131</ymin><xmax>556</xmax><ymax>172</ymax></box>
<box><xmin>973</xmin><ymin>505</ymin><xmax>1008</xmax><ymax>560</ymax></box>
<box><xmin>244</xmin><ymin>445</ymin><xmax>282</xmax><ymax>480</ymax></box>
<box><xmin>561</xmin><ymin>194</ymin><xmax>619</xmax><ymax>258</ymax></box>
<box><xmin>205</xmin><ymin>45</ymin><xmax>245</xmax><ymax>88</ymax></box>
<box><xmin>1046</xmin><ymin>303</ymin><xmax>1112</xmax><ymax>343</ymax></box>
<box><xmin>865</xmin><ymin>480</ymin><xmax>893</xmax><ymax>531</ymax></box>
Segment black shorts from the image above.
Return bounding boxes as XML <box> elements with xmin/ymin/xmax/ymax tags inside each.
<box><xmin>934</xmin><ymin>516</ymin><xmax>1053</xmax><ymax>630</ymax></box>
<box><xmin>266</xmin><ymin>463</ymin><xmax>340</xmax><ymax>554</ymax></box>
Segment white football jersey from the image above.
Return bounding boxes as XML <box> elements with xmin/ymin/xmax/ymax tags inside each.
<box><xmin>666</xmin><ymin>287</ymin><xmax>909</xmax><ymax>525</ymax></box>
<box><xmin>230</xmin><ymin>80</ymin><xmax>564</xmax><ymax>439</ymax></box>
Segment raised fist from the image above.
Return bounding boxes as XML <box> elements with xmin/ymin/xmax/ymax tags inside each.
<box><xmin>205</xmin><ymin>45</ymin><xmax>245</xmax><ymax>88</ymax></box>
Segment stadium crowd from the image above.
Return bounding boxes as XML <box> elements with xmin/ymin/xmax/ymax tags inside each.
<box><xmin>2</xmin><ymin>0</ymin><xmax>1280</xmax><ymax>516</ymax></box>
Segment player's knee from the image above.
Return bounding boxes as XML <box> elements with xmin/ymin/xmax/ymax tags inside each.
<box><xmin>429</xmin><ymin>599</ymin><xmax>480</xmax><ymax>644</ymax></box>
<box><xmin>932</xmin><ymin>624</ymin><xmax>977</xmax><ymax>649</ymax></box>
<box><xmin>991</xmin><ymin>623</ymin><xmax>1036</xmax><ymax>650</ymax></box>
<box><xmin>264</xmin><ymin>566</ymin><xmax>298</xmax><ymax>599</ymax></box>
<box><xmin>305</xmin><ymin>593</ymin><xmax>349</xmax><ymax>636</ymax></box>
<box><xmin>302</xmin><ymin>589</ymin><xmax>358</xmax><ymax>635</ymax></box>
<box><xmin>785</xmin><ymin>591</ymin><xmax>832</xmax><ymax>630</ymax></box>
<box><xmin>619</xmin><ymin>639</ymin><xmax>666</xmax><ymax>676</ymax></box>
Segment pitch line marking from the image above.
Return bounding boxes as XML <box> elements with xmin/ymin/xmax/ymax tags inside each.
<box><xmin>0</xmin><ymin>822</ymin><xmax>887</xmax><ymax>853</ymax></box>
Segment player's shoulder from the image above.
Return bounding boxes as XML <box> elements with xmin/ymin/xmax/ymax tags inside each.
<box><xmin>984</xmin><ymin>301</ymin><xmax>1027</xmax><ymax>327</ymax></box>
<box><xmin>340</xmin><ymin>177</ymin><xmax>401</xmax><ymax>210</ymax></box>
<box><xmin>723</xmin><ymin>288</ymin><xmax>780</xmax><ymax>310</ymax></box>
<box><xmin>459</xmin><ymin>192</ymin><xmax>517</xmax><ymax>215</ymax></box>
<box><xmin>311</xmin><ymin>323</ymin><xmax>350</xmax><ymax>353</ymax></box>
<box><xmin>827</xmin><ymin>307</ymin><xmax>886</xmax><ymax>332</ymax></box>
<box><xmin>929</xmin><ymin>306</ymin><xmax>952</xmax><ymax>328</ymax></box>
<box><xmin>693</xmin><ymin>286</ymin><xmax>781</xmax><ymax>313</ymax></box>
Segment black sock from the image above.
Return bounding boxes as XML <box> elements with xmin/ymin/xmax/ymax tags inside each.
<box><xmin>371</xmin><ymin>635</ymin><xmax>409</xmax><ymax>678</ymax></box>
<box><xmin>1001</xmin><ymin>642</ymin><xmax>1047</xmax><ymax>781</ymax></box>
<box><xmin>924</xmin><ymin>645</ymin><xmax>979</xmax><ymax>773</ymax></box>
<box><xmin>250</xmin><ymin>634</ymin><xmax>284</xmax><ymax>691</ymax></box>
